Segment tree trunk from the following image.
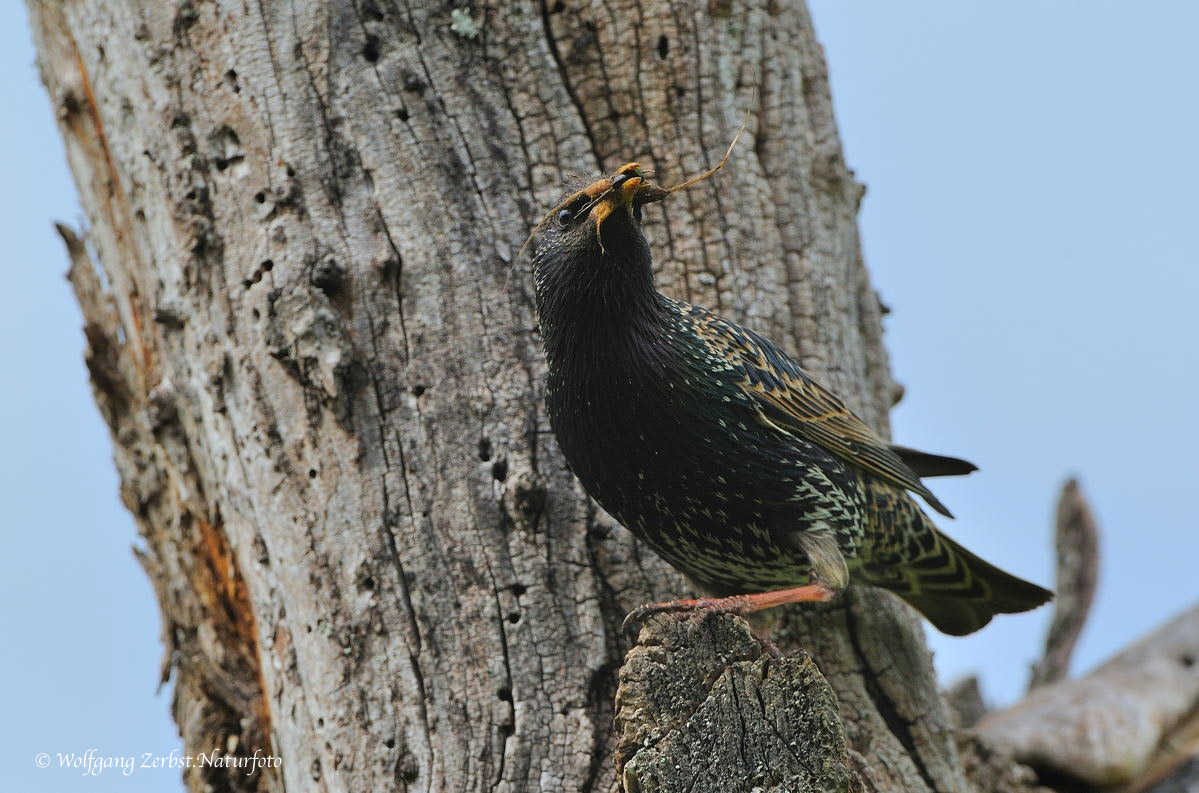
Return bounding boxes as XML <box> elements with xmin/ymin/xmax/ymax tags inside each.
<box><xmin>29</xmin><ymin>1</ymin><xmax>976</xmax><ymax>791</ymax></box>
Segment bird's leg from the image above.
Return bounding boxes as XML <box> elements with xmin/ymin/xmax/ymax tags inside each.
<box><xmin>621</xmin><ymin>583</ymin><xmax>837</xmax><ymax>635</ymax></box>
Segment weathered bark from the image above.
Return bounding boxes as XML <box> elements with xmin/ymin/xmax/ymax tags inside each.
<box><xmin>30</xmin><ymin>1</ymin><xmax>977</xmax><ymax>791</ymax></box>
<box><xmin>614</xmin><ymin>614</ymin><xmax>858</xmax><ymax>793</ymax></box>
<box><xmin>1029</xmin><ymin>478</ymin><xmax>1099</xmax><ymax>690</ymax></box>
<box><xmin>979</xmin><ymin>606</ymin><xmax>1199</xmax><ymax>789</ymax></box>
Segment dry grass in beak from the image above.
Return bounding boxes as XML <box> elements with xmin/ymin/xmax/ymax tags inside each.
<box><xmin>662</xmin><ymin>115</ymin><xmax>748</xmax><ymax>195</ymax></box>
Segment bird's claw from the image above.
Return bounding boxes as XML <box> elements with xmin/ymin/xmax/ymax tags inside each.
<box><xmin>621</xmin><ymin>604</ymin><xmax>660</xmax><ymax>636</ymax></box>
<box><xmin>621</xmin><ymin>596</ymin><xmax>753</xmax><ymax>638</ymax></box>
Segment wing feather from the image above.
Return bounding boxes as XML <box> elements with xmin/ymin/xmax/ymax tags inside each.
<box><xmin>686</xmin><ymin>304</ymin><xmax>956</xmax><ymax>518</ymax></box>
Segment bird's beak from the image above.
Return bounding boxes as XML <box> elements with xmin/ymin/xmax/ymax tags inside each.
<box><xmin>592</xmin><ymin>176</ymin><xmax>644</xmax><ymax>238</ymax></box>
<box><xmin>591</xmin><ymin>167</ymin><xmax>669</xmax><ymax>244</ymax></box>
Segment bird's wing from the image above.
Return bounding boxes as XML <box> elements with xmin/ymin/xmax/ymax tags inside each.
<box><xmin>688</xmin><ymin>307</ymin><xmax>957</xmax><ymax>518</ymax></box>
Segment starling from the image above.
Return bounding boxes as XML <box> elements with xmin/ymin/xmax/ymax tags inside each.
<box><xmin>532</xmin><ymin>163</ymin><xmax>1052</xmax><ymax>636</ymax></box>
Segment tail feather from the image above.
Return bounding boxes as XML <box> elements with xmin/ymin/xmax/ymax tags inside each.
<box><xmin>894</xmin><ymin>530</ymin><xmax>1053</xmax><ymax>636</ymax></box>
<box><xmin>888</xmin><ymin>444</ymin><xmax>978</xmax><ymax>478</ymax></box>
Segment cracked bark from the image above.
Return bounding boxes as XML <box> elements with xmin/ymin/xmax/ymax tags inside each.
<box><xmin>29</xmin><ymin>1</ymin><xmax>1003</xmax><ymax>791</ymax></box>
<box><xmin>615</xmin><ymin>614</ymin><xmax>857</xmax><ymax>793</ymax></box>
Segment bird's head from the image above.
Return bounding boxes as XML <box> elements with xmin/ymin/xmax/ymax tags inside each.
<box><xmin>532</xmin><ymin>163</ymin><xmax>669</xmax><ymax>311</ymax></box>
<box><xmin>538</xmin><ymin>162</ymin><xmax>669</xmax><ymax>257</ymax></box>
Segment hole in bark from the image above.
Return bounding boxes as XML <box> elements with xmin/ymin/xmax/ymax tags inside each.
<box><xmin>478</xmin><ymin>438</ymin><xmax>492</xmax><ymax>461</ymax></box>
<box><xmin>674</xmin><ymin>85</ymin><xmax>685</xmax><ymax>98</ymax></box>
<box><xmin>511</xmin><ymin>583</ymin><xmax>527</xmax><ymax>597</ymax></box>
<box><xmin>360</xmin><ymin>576</ymin><xmax>375</xmax><ymax>591</ymax></box>
<box><xmin>384</xmin><ymin>738</ymin><xmax>395</xmax><ymax>749</ymax></box>
<box><xmin>60</xmin><ymin>89</ymin><xmax>83</xmax><ymax>117</ymax></box>
<box><xmin>394</xmin><ymin>107</ymin><xmax>409</xmax><ymax>122</ymax></box>
<box><xmin>1182</xmin><ymin>654</ymin><xmax>1195</xmax><ymax>668</ymax></box>
<box><xmin>362</xmin><ymin>35</ymin><xmax>381</xmax><ymax>62</ymax></box>
<box><xmin>242</xmin><ymin>279</ymin><xmax>253</xmax><ymax>289</ymax></box>
<box><xmin>252</xmin><ymin>308</ymin><xmax>260</xmax><ymax>320</ymax></box>
<box><xmin>551</xmin><ymin>0</ymin><xmax>564</xmax><ymax>12</ymax></box>
<box><xmin>317</xmin><ymin>718</ymin><xmax>325</xmax><ymax>727</ymax></box>
<box><xmin>261</xmin><ymin>259</ymin><xmax>274</xmax><ymax>271</ymax></box>
<box><xmin>363</xmin><ymin>1</ymin><xmax>384</xmax><ymax>21</ymax></box>
<box><xmin>497</xmin><ymin>687</ymin><xmax>512</xmax><ymax>702</ymax></box>
<box><xmin>308</xmin><ymin>468</ymin><xmax>317</xmax><ymax>478</ymax></box>
<box><xmin>312</xmin><ymin>258</ymin><xmax>345</xmax><ymax>293</ymax></box>
<box><xmin>224</xmin><ymin>69</ymin><xmax>240</xmax><ymax>92</ymax></box>
<box><xmin>657</xmin><ymin>35</ymin><xmax>669</xmax><ymax>58</ymax></box>
<box><xmin>401</xmin><ymin>71</ymin><xmax>426</xmax><ymax>94</ymax></box>
<box><xmin>492</xmin><ymin>459</ymin><xmax>508</xmax><ymax>482</ymax></box>
<box><xmin>375</xmin><ymin>256</ymin><xmax>400</xmax><ymax>281</ymax></box>
<box><xmin>254</xmin><ymin>190</ymin><xmax>266</xmax><ymax>203</ymax></box>
<box><xmin>506</xmin><ymin>612</ymin><xmax>520</xmax><ymax>624</ymax></box>
<box><xmin>499</xmin><ymin>724</ymin><xmax>514</xmax><ymax>738</ymax></box>
<box><xmin>411</xmin><ymin>384</ymin><xmax>426</xmax><ymax>396</ymax></box>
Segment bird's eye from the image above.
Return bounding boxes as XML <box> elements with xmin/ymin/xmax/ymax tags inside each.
<box><xmin>557</xmin><ymin>209</ymin><xmax>573</xmax><ymax>226</ymax></box>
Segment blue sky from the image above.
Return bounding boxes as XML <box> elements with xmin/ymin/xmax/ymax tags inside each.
<box><xmin>2</xmin><ymin>3</ymin><xmax>1195</xmax><ymax>790</ymax></box>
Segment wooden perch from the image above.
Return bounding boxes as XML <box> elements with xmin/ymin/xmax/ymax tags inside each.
<box><xmin>615</xmin><ymin>613</ymin><xmax>859</xmax><ymax>793</ymax></box>
<box><xmin>977</xmin><ymin>605</ymin><xmax>1199</xmax><ymax>788</ymax></box>
<box><xmin>1029</xmin><ymin>478</ymin><xmax>1100</xmax><ymax>690</ymax></box>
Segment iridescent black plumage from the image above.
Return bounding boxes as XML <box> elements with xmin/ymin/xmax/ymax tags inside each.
<box><xmin>532</xmin><ymin>164</ymin><xmax>1051</xmax><ymax>635</ymax></box>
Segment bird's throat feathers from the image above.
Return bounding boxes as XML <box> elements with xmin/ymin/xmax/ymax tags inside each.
<box><xmin>533</xmin><ymin>212</ymin><xmax>662</xmax><ymax>344</ymax></box>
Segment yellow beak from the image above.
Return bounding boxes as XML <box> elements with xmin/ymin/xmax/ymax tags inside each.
<box><xmin>592</xmin><ymin>176</ymin><xmax>644</xmax><ymax>241</ymax></box>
